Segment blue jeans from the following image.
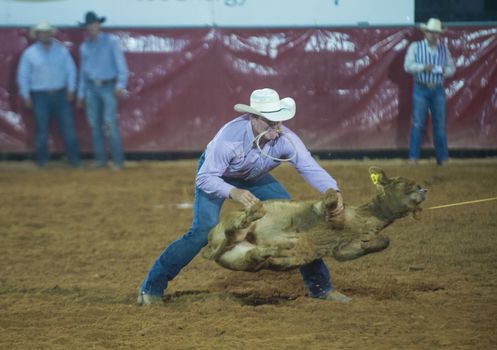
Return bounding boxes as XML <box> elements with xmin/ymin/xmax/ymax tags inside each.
<box><xmin>30</xmin><ymin>90</ymin><xmax>80</xmax><ymax>167</ymax></box>
<box><xmin>140</xmin><ymin>154</ymin><xmax>333</xmax><ymax>298</ymax></box>
<box><xmin>408</xmin><ymin>83</ymin><xmax>449</xmax><ymax>164</ymax></box>
<box><xmin>84</xmin><ymin>81</ymin><xmax>124</xmax><ymax>167</ymax></box>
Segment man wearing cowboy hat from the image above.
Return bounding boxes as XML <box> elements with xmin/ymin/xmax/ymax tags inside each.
<box><xmin>138</xmin><ymin>88</ymin><xmax>350</xmax><ymax>305</ymax></box>
<box><xmin>77</xmin><ymin>11</ymin><xmax>128</xmax><ymax>170</ymax></box>
<box><xmin>17</xmin><ymin>21</ymin><xmax>80</xmax><ymax>167</ymax></box>
<box><xmin>404</xmin><ymin>18</ymin><xmax>456</xmax><ymax>165</ymax></box>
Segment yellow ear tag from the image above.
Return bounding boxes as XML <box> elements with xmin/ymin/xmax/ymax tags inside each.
<box><xmin>370</xmin><ymin>173</ymin><xmax>379</xmax><ymax>185</ymax></box>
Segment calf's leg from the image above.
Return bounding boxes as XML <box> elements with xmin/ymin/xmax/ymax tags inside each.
<box><xmin>223</xmin><ymin>202</ymin><xmax>266</xmax><ymax>233</ymax></box>
<box><xmin>332</xmin><ymin>234</ymin><xmax>390</xmax><ymax>261</ymax></box>
<box><xmin>205</xmin><ymin>203</ymin><xmax>266</xmax><ymax>261</ymax></box>
<box><xmin>218</xmin><ymin>243</ymin><xmax>279</xmax><ymax>271</ymax></box>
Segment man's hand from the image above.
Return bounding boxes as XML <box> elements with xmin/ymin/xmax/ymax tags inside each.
<box><xmin>432</xmin><ymin>65</ymin><xmax>444</xmax><ymax>74</ymax></box>
<box><xmin>66</xmin><ymin>91</ymin><xmax>75</xmax><ymax>102</ymax></box>
<box><xmin>328</xmin><ymin>191</ymin><xmax>344</xmax><ymax>217</ymax></box>
<box><xmin>330</xmin><ymin>192</ymin><xmax>343</xmax><ymax>217</ymax></box>
<box><xmin>423</xmin><ymin>64</ymin><xmax>434</xmax><ymax>72</ymax></box>
<box><xmin>23</xmin><ymin>98</ymin><xmax>32</xmax><ymax>109</ymax></box>
<box><xmin>325</xmin><ymin>191</ymin><xmax>345</xmax><ymax>228</ymax></box>
<box><xmin>76</xmin><ymin>98</ymin><xmax>84</xmax><ymax>109</ymax></box>
<box><xmin>229</xmin><ymin>188</ymin><xmax>260</xmax><ymax>207</ymax></box>
<box><xmin>114</xmin><ymin>89</ymin><xmax>128</xmax><ymax>98</ymax></box>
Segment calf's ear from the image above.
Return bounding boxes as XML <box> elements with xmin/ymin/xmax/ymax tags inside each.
<box><xmin>368</xmin><ymin>167</ymin><xmax>388</xmax><ymax>186</ymax></box>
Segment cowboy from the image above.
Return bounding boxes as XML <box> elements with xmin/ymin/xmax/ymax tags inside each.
<box><xmin>77</xmin><ymin>11</ymin><xmax>128</xmax><ymax>170</ymax></box>
<box><xmin>404</xmin><ymin>18</ymin><xmax>456</xmax><ymax>166</ymax></box>
<box><xmin>16</xmin><ymin>21</ymin><xmax>80</xmax><ymax>167</ymax></box>
<box><xmin>137</xmin><ymin>88</ymin><xmax>351</xmax><ymax>305</ymax></box>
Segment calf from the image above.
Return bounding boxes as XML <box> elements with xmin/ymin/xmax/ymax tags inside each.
<box><xmin>203</xmin><ymin>167</ymin><xmax>426</xmax><ymax>271</ymax></box>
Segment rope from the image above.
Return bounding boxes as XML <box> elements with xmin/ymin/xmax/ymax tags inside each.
<box><xmin>427</xmin><ymin>196</ymin><xmax>497</xmax><ymax>210</ymax></box>
<box><xmin>254</xmin><ymin>130</ymin><xmax>297</xmax><ymax>162</ymax></box>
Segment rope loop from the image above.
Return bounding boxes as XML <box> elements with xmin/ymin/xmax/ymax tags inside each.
<box><xmin>254</xmin><ymin>130</ymin><xmax>297</xmax><ymax>162</ymax></box>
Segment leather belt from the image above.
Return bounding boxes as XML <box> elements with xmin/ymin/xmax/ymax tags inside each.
<box><xmin>416</xmin><ymin>81</ymin><xmax>441</xmax><ymax>89</ymax></box>
<box><xmin>32</xmin><ymin>88</ymin><xmax>64</xmax><ymax>95</ymax></box>
<box><xmin>87</xmin><ymin>78</ymin><xmax>116</xmax><ymax>86</ymax></box>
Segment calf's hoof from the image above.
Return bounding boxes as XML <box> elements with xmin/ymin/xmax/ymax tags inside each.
<box><xmin>246</xmin><ymin>202</ymin><xmax>266</xmax><ymax>222</ymax></box>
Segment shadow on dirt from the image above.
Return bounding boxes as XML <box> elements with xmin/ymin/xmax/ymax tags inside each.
<box><xmin>164</xmin><ymin>290</ymin><xmax>298</xmax><ymax>306</ymax></box>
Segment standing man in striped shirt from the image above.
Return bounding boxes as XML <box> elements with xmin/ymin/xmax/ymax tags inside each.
<box><xmin>137</xmin><ymin>88</ymin><xmax>351</xmax><ymax>305</ymax></box>
<box><xmin>404</xmin><ymin>18</ymin><xmax>456</xmax><ymax>165</ymax></box>
<box><xmin>77</xmin><ymin>11</ymin><xmax>128</xmax><ymax>170</ymax></box>
<box><xmin>17</xmin><ymin>21</ymin><xmax>80</xmax><ymax>168</ymax></box>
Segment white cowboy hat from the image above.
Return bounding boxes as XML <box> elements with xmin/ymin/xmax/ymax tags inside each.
<box><xmin>234</xmin><ymin>88</ymin><xmax>296</xmax><ymax>122</ymax></box>
<box><xmin>420</xmin><ymin>18</ymin><xmax>444</xmax><ymax>33</ymax></box>
<box><xmin>30</xmin><ymin>21</ymin><xmax>56</xmax><ymax>38</ymax></box>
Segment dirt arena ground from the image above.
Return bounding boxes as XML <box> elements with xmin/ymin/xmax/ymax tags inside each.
<box><xmin>1</xmin><ymin>158</ymin><xmax>497</xmax><ymax>350</ymax></box>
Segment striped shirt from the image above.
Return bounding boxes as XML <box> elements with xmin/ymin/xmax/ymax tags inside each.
<box><xmin>404</xmin><ymin>39</ymin><xmax>455</xmax><ymax>85</ymax></box>
<box><xmin>196</xmin><ymin>115</ymin><xmax>339</xmax><ymax>198</ymax></box>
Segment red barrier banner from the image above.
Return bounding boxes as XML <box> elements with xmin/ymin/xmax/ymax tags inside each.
<box><xmin>0</xmin><ymin>26</ymin><xmax>496</xmax><ymax>153</ymax></box>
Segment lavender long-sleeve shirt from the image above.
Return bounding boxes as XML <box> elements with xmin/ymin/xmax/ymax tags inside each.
<box><xmin>17</xmin><ymin>41</ymin><xmax>77</xmax><ymax>99</ymax></box>
<box><xmin>196</xmin><ymin>115</ymin><xmax>339</xmax><ymax>198</ymax></box>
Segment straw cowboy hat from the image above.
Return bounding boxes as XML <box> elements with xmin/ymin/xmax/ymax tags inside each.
<box><xmin>30</xmin><ymin>21</ymin><xmax>56</xmax><ymax>39</ymax></box>
<box><xmin>420</xmin><ymin>18</ymin><xmax>445</xmax><ymax>33</ymax></box>
<box><xmin>80</xmin><ymin>11</ymin><xmax>106</xmax><ymax>26</ymax></box>
<box><xmin>234</xmin><ymin>88</ymin><xmax>296</xmax><ymax>122</ymax></box>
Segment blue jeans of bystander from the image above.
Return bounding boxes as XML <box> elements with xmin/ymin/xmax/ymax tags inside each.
<box><xmin>31</xmin><ymin>90</ymin><xmax>80</xmax><ymax>167</ymax></box>
<box><xmin>408</xmin><ymin>83</ymin><xmax>449</xmax><ymax>164</ymax></box>
<box><xmin>140</xmin><ymin>154</ymin><xmax>333</xmax><ymax>298</ymax></box>
<box><xmin>84</xmin><ymin>81</ymin><xmax>124</xmax><ymax>167</ymax></box>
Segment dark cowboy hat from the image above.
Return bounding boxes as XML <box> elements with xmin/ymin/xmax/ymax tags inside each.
<box><xmin>79</xmin><ymin>11</ymin><xmax>106</xmax><ymax>26</ymax></box>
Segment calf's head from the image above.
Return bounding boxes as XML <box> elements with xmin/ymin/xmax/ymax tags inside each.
<box><xmin>369</xmin><ymin>167</ymin><xmax>427</xmax><ymax>219</ymax></box>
